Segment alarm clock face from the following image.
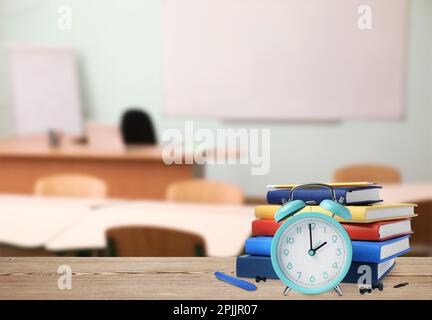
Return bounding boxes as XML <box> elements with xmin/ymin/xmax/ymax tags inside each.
<box><xmin>271</xmin><ymin>213</ymin><xmax>352</xmax><ymax>294</ymax></box>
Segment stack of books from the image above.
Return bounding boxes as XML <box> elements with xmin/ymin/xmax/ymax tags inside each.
<box><xmin>237</xmin><ymin>183</ymin><xmax>417</xmax><ymax>286</ymax></box>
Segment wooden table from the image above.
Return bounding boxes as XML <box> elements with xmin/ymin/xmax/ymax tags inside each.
<box><xmin>0</xmin><ymin>134</ymin><xmax>196</xmax><ymax>199</ymax></box>
<box><xmin>0</xmin><ymin>257</ymin><xmax>430</xmax><ymax>300</ymax></box>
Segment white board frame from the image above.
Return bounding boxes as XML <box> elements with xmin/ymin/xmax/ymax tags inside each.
<box><xmin>8</xmin><ymin>44</ymin><xmax>84</xmax><ymax>135</ymax></box>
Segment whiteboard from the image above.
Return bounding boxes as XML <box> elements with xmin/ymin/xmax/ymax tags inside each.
<box><xmin>163</xmin><ymin>0</ymin><xmax>408</xmax><ymax>120</ymax></box>
<box><xmin>9</xmin><ymin>44</ymin><xmax>84</xmax><ymax>135</ymax></box>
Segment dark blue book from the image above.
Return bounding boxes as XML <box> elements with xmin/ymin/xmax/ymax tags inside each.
<box><xmin>267</xmin><ymin>186</ymin><xmax>382</xmax><ymax>205</ymax></box>
<box><xmin>352</xmin><ymin>235</ymin><xmax>411</xmax><ymax>263</ymax></box>
<box><xmin>236</xmin><ymin>255</ymin><xmax>278</xmax><ymax>279</ymax></box>
<box><xmin>245</xmin><ymin>237</ymin><xmax>272</xmax><ymax>256</ymax></box>
<box><xmin>236</xmin><ymin>255</ymin><xmax>395</xmax><ymax>285</ymax></box>
<box><xmin>343</xmin><ymin>259</ymin><xmax>396</xmax><ymax>285</ymax></box>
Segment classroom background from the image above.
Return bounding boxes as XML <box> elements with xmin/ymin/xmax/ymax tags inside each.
<box><xmin>0</xmin><ymin>0</ymin><xmax>431</xmax><ymax>259</ymax></box>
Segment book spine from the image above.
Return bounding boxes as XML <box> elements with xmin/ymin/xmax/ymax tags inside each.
<box><xmin>342</xmin><ymin>224</ymin><xmax>380</xmax><ymax>241</ymax></box>
<box><xmin>252</xmin><ymin>220</ymin><xmax>281</xmax><ymax>236</ymax></box>
<box><xmin>245</xmin><ymin>237</ymin><xmax>272</xmax><ymax>256</ymax></box>
<box><xmin>352</xmin><ymin>241</ymin><xmax>381</xmax><ymax>263</ymax></box>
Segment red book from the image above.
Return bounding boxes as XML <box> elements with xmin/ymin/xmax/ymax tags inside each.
<box><xmin>252</xmin><ymin>218</ymin><xmax>414</xmax><ymax>241</ymax></box>
<box><xmin>252</xmin><ymin>219</ymin><xmax>282</xmax><ymax>236</ymax></box>
<box><xmin>342</xmin><ymin>219</ymin><xmax>413</xmax><ymax>241</ymax></box>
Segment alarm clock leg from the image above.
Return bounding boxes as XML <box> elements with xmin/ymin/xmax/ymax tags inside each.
<box><xmin>333</xmin><ymin>285</ymin><xmax>343</xmax><ymax>296</ymax></box>
<box><xmin>283</xmin><ymin>286</ymin><xmax>292</xmax><ymax>296</ymax></box>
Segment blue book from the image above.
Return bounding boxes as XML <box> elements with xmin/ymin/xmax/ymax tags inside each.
<box><xmin>352</xmin><ymin>235</ymin><xmax>411</xmax><ymax>263</ymax></box>
<box><xmin>236</xmin><ymin>255</ymin><xmax>395</xmax><ymax>285</ymax></box>
<box><xmin>343</xmin><ymin>259</ymin><xmax>396</xmax><ymax>285</ymax></box>
<box><xmin>267</xmin><ymin>186</ymin><xmax>382</xmax><ymax>205</ymax></box>
<box><xmin>246</xmin><ymin>235</ymin><xmax>411</xmax><ymax>263</ymax></box>
<box><xmin>245</xmin><ymin>237</ymin><xmax>272</xmax><ymax>256</ymax></box>
<box><xmin>236</xmin><ymin>255</ymin><xmax>278</xmax><ymax>279</ymax></box>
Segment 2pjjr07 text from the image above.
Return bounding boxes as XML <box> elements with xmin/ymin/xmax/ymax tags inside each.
<box><xmin>173</xmin><ymin>304</ymin><xmax>258</xmax><ymax>318</ymax></box>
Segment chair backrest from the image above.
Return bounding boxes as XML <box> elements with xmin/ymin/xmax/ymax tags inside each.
<box><xmin>106</xmin><ymin>226</ymin><xmax>207</xmax><ymax>257</ymax></box>
<box><xmin>120</xmin><ymin>108</ymin><xmax>157</xmax><ymax>145</ymax></box>
<box><xmin>0</xmin><ymin>243</ymin><xmax>56</xmax><ymax>257</ymax></box>
<box><xmin>166</xmin><ymin>179</ymin><xmax>245</xmax><ymax>205</ymax></box>
<box><xmin>406</xmin><ymin>200</ymin><xmax>432</xmax><ymax>257</ymax></box>
<box><xmin>34</xmin><ymin>174</ymin><xmax>107</xmax><ymax>198</ymax></box>
<box><xmin>333</xmin><ymin>164</ymin><xmax>401</xmax><ymax>184</ymax></box>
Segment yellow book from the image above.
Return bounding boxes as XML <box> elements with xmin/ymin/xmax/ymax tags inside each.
<box><xmin>255</xmin><ymin>203</ymin><xmax>417</xmax><ymax>223</ymax></box>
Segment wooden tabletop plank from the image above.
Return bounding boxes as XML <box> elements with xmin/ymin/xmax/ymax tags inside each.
<box><xmin>0</xmin><ymin>257</ymin><xmax>430</xmax><ymax>300</ymax></box>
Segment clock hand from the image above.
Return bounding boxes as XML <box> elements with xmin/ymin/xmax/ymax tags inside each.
<box><xmin>313</xmin><ymin>241</ymin><xmax>328</xmax><ymax>253</ymax></box>
<box><xmin>308</xmin><ymin>223</ymin><xmax>313</xmax><ymax>251</ymax></box>
<box><xmin>307</xmin><ymin>224</ymin><xmax>316</xmax><ymax>256</ymax></box>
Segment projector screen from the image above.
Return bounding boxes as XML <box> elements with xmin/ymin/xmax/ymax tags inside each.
<box><xmin>163</xmin><ymin>0</ymin><xmax>407</xmax><ymax>120</ymax></box>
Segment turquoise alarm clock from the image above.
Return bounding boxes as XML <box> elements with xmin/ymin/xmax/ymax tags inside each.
<box><xmin>271</xmin><ymin>183</ymin><xmax>353</xmax><ymax>296</ymax></box>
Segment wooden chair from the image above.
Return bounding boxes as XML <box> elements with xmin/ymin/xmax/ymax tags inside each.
<box><xmin>406</xmin><ymin>200</ymin><xmax>432</xmax><ymax>257</ymax></box>
<box><xmin>34</xmin><ymin>174</ymin><xmax>107</xmax><ymax>198</ymax></box>
<box><xmin>0</xmin><ymin>244</ymin><xmax>56</xmax><ymax>257</ymax></box>
<box><xmin>333</xmin><ymin>164</ymin><xmax>401</xmax><ymax>184</ymax></box>
<box><xmin>166</xmin><ymin>179</ymin><xmax>244</xmax><ymax>205</ymax></box>
<box><xmin>106</xmin><ymin>226</ymin><xmax>207</xmax><ymax>257</ymax></box>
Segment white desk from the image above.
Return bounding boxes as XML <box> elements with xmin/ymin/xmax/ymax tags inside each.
<box><xmin>381</xmin><ymin>183</ymin><xmax>432</xmax><ymax>203</ymax></box>
<box><xmin>0</xmin><ymin>195</ymin><xmax>110</xmax><ymax>248</ymax></box>
<box><xmin>46</xmin><ymin>201</ymin><xmax>255</xmax><ymax>257</ymax></box>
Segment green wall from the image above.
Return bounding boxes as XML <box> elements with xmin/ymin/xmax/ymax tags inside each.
<box><xmin>0</xmin><ymin>0</ymin><xmax>431</xmax><ymax>196</ymax></box>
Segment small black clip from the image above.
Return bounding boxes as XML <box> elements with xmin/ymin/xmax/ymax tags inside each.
<box><xmin>359</xmin><ymin>287</ymin><xmax>372</xmax><ymax>295</ymax></box>
<box><xmin>372</xmin><ymin>283</ymin><xmax>384</xmax><ymax>291</ymax></box>
<box><xmin>255</xmin><ymin>276</ymin><xmax>267</xmax><ymax>283</ymax></box>
<box><xmin>393</xmin><ymin>282</ymin><xmax>409</xmax><ymax>288</ymax></box>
